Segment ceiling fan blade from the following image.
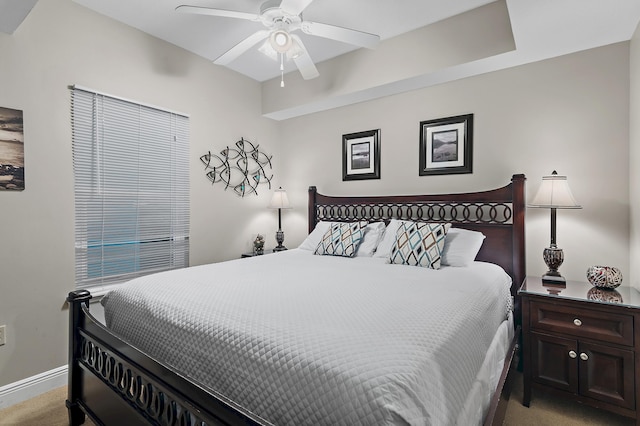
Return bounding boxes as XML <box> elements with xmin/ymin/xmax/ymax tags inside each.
<box><xmin>214</xmin><ymin>30</ymin><xmax>270</xmax><ymax>65</ymax></box>
<box><xmin>175</xmin><ymin>5</ymin><xmax>260</xmax><ymax>21</ymax></box>
<box><xmin>279</xmin><ymin>0</ymin><xmax>315</xmax><ymax>16</ymax></box>
<box><xmin>301</xmin><ymin>21</ymin><xmax>379</xmax><ymax>49</ymax></box>
<box><xmin>291</xmin><ymin>35</ymin><xmax>319</xmax><ymax>80</ymax></box>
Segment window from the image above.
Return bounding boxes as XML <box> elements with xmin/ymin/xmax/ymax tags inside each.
<box><xmin>71</xmin><ymin>86</ymin><xmax>190</xmax><ymax>290</ymax></box>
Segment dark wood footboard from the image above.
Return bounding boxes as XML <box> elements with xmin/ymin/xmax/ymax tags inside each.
<box><xmin>66</xmin><ymin>289</ymin><xmax>518</xmax><ymax>425</ymax></box>
<box><xmin>66</xmin><ymin>290</ymin><xmax>271</xmax><ymax>426</ymax></box>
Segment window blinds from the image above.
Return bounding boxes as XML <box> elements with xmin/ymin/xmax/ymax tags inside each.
<box><xmin>71</xmin><ymin>86</ymin><xmax>190</xmax><ymax>289</ymax></box>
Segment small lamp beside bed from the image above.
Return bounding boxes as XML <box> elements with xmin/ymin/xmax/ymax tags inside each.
<box><xmin>268</xmin><ymin>187</ymin><xmax>292</xmax><ymax>251</ymax></box>
<box><xmin>528</xmin><ymin>171</ymin><xmax>581</xmax><ymax>285</ymax></box>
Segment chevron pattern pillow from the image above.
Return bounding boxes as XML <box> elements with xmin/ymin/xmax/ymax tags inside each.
<box><xmin>314</xmin><ymin>221</ymin><xmax>367</xmax><ymax>257</ymax></box>
<box><xmin>390</xmin><ymin>222</ymin><xmax>450</xmax><ymax>269</ymax></box>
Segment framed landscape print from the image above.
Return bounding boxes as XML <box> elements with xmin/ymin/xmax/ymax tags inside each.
<box><xmin>0</xmin><ymin>106</ymin><xmax>25</xmax><ymax>190</ymax></box>
<box><xmin>419</xmin><ymin>114</ymin><xmax>473</xmax><ymax>176</ymax></box>
<box><xmin>342</xmin><ymin>129</ymin><xmax>380</xmax><ymax>181</ymax></box>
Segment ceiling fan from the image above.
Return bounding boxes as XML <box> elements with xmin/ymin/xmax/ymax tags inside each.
<box><xmin>176</xmin><ymin>0</ymin><xmax>380</xmax><ymax>85</ymax></box>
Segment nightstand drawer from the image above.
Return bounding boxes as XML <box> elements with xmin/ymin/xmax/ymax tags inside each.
<box><xmin>530</xmin><ymin>301</ymin><xmax>634</xmax><ymax>346</ymax></box>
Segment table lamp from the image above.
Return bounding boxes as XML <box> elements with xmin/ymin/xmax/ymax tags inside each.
<box><xmin>528</xmin><ymin>171</ymin><xmax>581</xmax><ymax>284</ymax></box>
<box><xmin>268</xmin><ymin>187</ymin><xmax>292</xmax><ymax>252</ymax></box>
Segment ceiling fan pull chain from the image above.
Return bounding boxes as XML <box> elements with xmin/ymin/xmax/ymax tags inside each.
<box><xmin>280</xmin><ymin>53</ymin><xmax>285</xmax><ymax>87</ymax></box>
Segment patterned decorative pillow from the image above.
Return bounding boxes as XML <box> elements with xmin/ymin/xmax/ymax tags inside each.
<box><xmin>389</xmin><ymin>222</ymin><xmax>450</xmax><ymax>269</ymax></box>
<box><xmin>314</xmin><ymin>221</ymin><xmax>368</xmax><ymax>257</ymax></box>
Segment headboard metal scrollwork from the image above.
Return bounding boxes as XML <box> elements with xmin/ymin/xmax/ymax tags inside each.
<box><xmin>312</xmin><ymin>202</ymin><xmax>514</xmax><ymax>225</ymax></box>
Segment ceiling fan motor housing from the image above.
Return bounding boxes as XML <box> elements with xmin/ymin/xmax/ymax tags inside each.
<box><xmin>260</xmin><ymin>0</ymin><xmax>302</xmax><ymax>29</ymax></box>
<box><xmin>260</xmin><ymin>0</ymin><xmax>289</xmax><ymax>15</ymax></box>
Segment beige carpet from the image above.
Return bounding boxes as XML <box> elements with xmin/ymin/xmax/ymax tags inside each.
<box><xmin>0</xmin><ymin>386</ymin><xmax>94</xmax><ymax>426</ymax></box>
<box><xmin>0</xmin><ymin>372</ymin><xmax>634</xmax><ymax>425</ymax></box>
<box><xmin>503</xmin><ymin>372</ymin><xmax>633</xmax><ymax>426</ymax></box>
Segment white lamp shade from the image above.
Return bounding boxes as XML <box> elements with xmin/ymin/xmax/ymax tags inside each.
<box><xmin>529</xmin><ymin>172</ymin><xmax>581</xmax><ymax>209</ymax></box>
<box><xmin>268</xmin><ymin>187</ymin><xmax>292</xmax><ymax>209</ymax></box>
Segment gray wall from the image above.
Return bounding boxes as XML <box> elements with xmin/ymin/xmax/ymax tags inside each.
<box><xmin>0</xmin><ymin>0</ymin><xmax>280</xmax><ymax>386</ymax></box>
<box><xmin>630</xmin><ymin>22</ymin><xmax>640</xmax><ymax>288</ymax></box>
<box><xmin>278</xmin><ymin>43</ymin><xmax>631</xmax><ymax>285</ymax></box>
<box><xmin>0</xmin><ymin>0</ymin><xmax>633</xmax><ymax>389</ymax></box>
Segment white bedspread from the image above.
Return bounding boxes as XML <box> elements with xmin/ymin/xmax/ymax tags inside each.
<box><xmin>102</xmin><ymin>249</ymin><xmax>512</xmax><ymax>425</ymax></box>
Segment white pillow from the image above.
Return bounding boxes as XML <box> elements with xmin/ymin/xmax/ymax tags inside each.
<box><xmin>298</xmin><ymin>221</ymin><xmax>332</xmax><ymax>251</ymax></box>
<box><xmin>440</xmin><ymin>228</ymin><xmax>486</xmax><ymax>267</ymax></box>
<box><xmin>355</xmin><ymin>221</ymin><xmax>386</xmax><ymax>257</ymax></box>
<box><xmin>299</xmin><ymin>221</ymin><xmax>386</xmax><ymax>256</ymax></box>
<box><xmin>373</xmin><ymin>219</ymin><xmax>410</xmax><ymax>258</ymax></box>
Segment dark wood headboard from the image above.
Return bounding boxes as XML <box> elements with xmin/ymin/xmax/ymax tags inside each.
<box><xmin>308</xmin><ymin>174</ymin><xmax>526</xmax><ymax>300</ymax></box>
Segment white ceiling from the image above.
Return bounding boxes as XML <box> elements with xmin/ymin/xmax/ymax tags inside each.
<box><xmin>62</xmin><ymin>0</ymin><xmax>640</xmax><ymax>83</ymax></box>
<box><xmin>3</xmin><ymin>0</ymin><xmax>640</xmax><ymax>87</ymax></box>
<box><xmin>70</xmin><ymin>0</ymin><xmax>498</xmax><ymax>81</ymax></box>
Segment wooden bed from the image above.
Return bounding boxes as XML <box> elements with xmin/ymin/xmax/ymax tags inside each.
<box><xmin>66</xmin><ymin>174</ymin><xmax>525</xmax><ymax>426</ymax></box>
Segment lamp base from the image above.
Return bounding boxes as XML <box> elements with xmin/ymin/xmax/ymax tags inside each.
<box><xmin>542</xmin><ymin>246</ymin><xmax>565</xmax><ymax>285</ymax></box>
<box><xmin>273</xmin><ymin>229</ymin><xmax>287</xmax><ymax>252</ymax></box>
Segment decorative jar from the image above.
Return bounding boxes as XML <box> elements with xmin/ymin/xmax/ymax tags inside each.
<box><xmin>586</xmin><ymin>266</ymin><xmax>623</xmax><ymax>289</ymax></box>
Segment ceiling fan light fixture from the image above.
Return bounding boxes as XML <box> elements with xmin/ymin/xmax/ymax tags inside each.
<box><xmin>258</xmin><ymin>39</ymin><xmax>279</xmax><ymax>61</ymax></box>
<box><xmin>269</xmin><ymin>29</ymin><xmax>292</xmax><ymax>53</ymax></box>
<box><xmin>286</xmin><ymin>37</ymin><xmax>303</xmax><ymax>60</ymax></box>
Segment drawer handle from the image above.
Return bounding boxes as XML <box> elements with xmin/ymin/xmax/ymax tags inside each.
<box><xmin>568</xmin><ymin>350</ymin><xmax>577</xmax><ymax>359</ymax></box>
<box><xmin>580</xmin><ymin>352</ymin><xmax>589</xmax><ymax>361</ymax></box>
<box><xmin>573</xmin><ymin>319</ymin><xmax>582</xmax><ymax>326</ymax></box>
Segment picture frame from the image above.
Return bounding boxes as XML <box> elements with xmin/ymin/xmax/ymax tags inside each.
<box><xmin>0</xmin><ymin>106</ymin><xmax>25</xmax><ymax>191</ymax></box>
<box><xmin>419</xmin><ymin>114</ymin><xmax>473</xmax><ymax>176</ymax></box>
<box><xmin>342</xmin><ymin>129</ymin><xmax>380</xmax><ymax>181</ymax></box>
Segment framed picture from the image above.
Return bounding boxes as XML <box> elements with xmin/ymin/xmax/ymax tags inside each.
<box><xmin>0</xmin><ymin>106</ymin><xmax>25</xmax><ymax>190</ymax></box>
<box><xmin>419</xmin><ymin>114</ymin><xmax>473</xmax><ymax>176</ymax></box>
<box><xmin>342</xmin><ymin>129</ymin><xmax>380</xmax><ymax>181</ymax></box>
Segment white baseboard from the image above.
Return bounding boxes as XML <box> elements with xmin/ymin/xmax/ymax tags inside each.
<box><xmin>0</xmin><ymin>365</ymin><xmax>68</xmax><ymax>410</ymax></box>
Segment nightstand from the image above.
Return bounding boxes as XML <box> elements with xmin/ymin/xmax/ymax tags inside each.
<box><xmin>241</xmin><ymin>250</ymin><xmax>273</xmax><ymax>258</ymax></box>
<box><xmin>519</xmin><ymin>276</ymin><xmax>640</xmax><ymax>424</ymax></box>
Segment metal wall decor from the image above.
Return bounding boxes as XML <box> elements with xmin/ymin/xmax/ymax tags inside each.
<box><xmin>200</xmin><ymin>137</ymin><xmax>273</xmax><ymax>197</ymax></box>
<box><xmin>313</xmin><ymin>201</ymin><xmax>513</xmax><ymax>225</ymax></box>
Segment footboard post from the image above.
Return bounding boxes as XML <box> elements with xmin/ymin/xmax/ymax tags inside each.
<box><xmin>66</xmin><ymin>290</ymin><xmax>92</xmax><ymax>426</ymax></box>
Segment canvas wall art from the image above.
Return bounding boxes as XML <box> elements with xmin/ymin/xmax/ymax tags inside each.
<box><xmin>0</xmin><ymin>106</ymin><xmax>24</xmax><ymax>190</ymax></box>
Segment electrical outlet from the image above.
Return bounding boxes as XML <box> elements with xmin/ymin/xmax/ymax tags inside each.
<box><xmin>0</xmin><ymin>325</ymin><xmax>5</xmax><ymax>346</ymax></box>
